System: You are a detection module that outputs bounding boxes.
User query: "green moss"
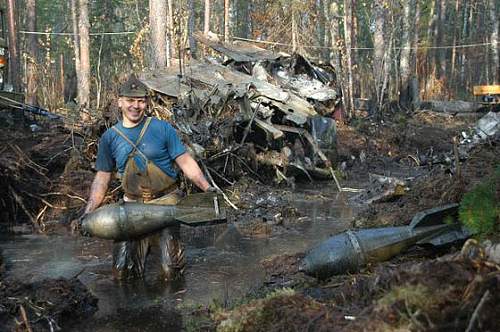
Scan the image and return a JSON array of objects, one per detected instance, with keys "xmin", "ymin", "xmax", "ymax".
[{"xmin": 459, "ymin": 167, "xmax": 500, "ymax": 237}]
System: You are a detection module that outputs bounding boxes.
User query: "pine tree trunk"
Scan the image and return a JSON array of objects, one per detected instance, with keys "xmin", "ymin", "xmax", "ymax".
[
  {"xmin": 343, "ymin": 0, "xmax": 354, "ymax": 117},
  {"xmin": 451, "ymin": 0, "xmax": 461, "ymax": 87},
  {"xmin": 204, "ymin": 0, "xmax": 210, "ymax": 34},
  {"xmin": 399, "ymin": 0, "xmax": 416, "ymax": 108},
  {"xmin": 167, "ymin": 0, "xmax": 174, "ymax": 66},
  {"xmin": 328, "ymin": 2, "xmax": 341, "ymax": 71},
  {"xmin": 188, "ymin": 0, "xmax": 197, "ymax": 58},
  {"xmin": 26, "ymin": 0, "xmax": 37, "ymax": 105},
  {"xmin": 224, "ymin": 0, "xmax": 230, "ymax": 43},
  {"xmin": 149, "ymin": 0, "xmax": 167, "ymax": 69},
  {"xmin": 489, "ymin": 0, "xmax": 499, "ymax": 81},
  {"xmin": 436, "ymin": 0, "xmax": 447, "ymax": 79},
  {"xmin": 372, "ymin": 0, "xmax": 385, "ymax": 110},
  {"xmin": 70, "ymin": 0, "xmax": 80, "ymax": 104},
  {"xmin": 78, "ymin": 0, "xmax": 90, "ymax": 109},
  {"xmin": 291, "ymin": 6, "xmax": 297, "ymax": 52},
  {"xmin": 6, "ymin": 0, "xmax": 19, "ymax": 91},
  {"xmin": 235, "ymin": 0, "xmax": 251, "ymax": 38},
  {"xmin": 322, "ymin": 0, "xmax": 331, "ymax": 62}
]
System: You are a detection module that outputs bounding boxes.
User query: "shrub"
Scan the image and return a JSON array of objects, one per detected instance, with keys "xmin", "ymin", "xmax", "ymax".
[{"xmin": 459, "ymin": 167, "xmax": 500, "ymax": 237}]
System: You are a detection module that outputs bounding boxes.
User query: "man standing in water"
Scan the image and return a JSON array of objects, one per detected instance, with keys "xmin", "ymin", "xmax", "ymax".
[{"xmin": 82, "ymin": 75, "xmax": 212, "ymax": 280}]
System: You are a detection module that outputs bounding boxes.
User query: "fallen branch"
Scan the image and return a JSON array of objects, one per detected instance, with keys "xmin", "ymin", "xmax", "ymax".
[
  {"xmin": 465, "ymin": 290, "xmax": 490, "ymax": 332},
  {"xmin": 18, "ymin": 304, "xmax": 33, "ymax": 332},
  {"xmin": 9, "ymin": 186, "xmax": 39, "ymax": 231},
  {"xmin": 201, "ymin": 161, "xmax": 239, "ymax": 210}
]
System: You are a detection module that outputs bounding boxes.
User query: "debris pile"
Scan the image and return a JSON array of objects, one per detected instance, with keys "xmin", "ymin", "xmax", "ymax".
[{"xmin": 139, "ymin": 34, "xmax": 341, "ymax": 186}]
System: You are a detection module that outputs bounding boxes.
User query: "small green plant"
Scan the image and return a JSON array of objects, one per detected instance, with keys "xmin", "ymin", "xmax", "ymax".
[{"xmin": 459, "ymin": 167, "xmax": 500, "ymax": 237}]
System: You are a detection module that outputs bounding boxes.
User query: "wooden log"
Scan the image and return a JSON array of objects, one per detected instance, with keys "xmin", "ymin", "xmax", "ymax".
[{"xmin": 419, "ymin": 100, "xmax": 484, "ymax": 113}]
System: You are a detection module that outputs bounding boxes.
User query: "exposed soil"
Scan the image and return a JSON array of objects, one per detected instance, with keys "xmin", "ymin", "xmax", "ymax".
[
  {"xmin": 237, "ymin": 250, "xmax": 499, "ymax": 332},
  {"xmin": 0, "ymin": 276, "xmax": 98, "ymax": 331}
]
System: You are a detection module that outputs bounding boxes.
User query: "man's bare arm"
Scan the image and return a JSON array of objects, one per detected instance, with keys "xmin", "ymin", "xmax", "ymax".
[
  {"xmin": 84, "ymin": 171, "xmax": 112, "ymax": 214},
  {"xmin": 175, "ymin": 152, "xmax": 210, "ymax": 192}
]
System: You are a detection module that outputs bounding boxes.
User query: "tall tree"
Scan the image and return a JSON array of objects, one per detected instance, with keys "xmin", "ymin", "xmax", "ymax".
[
  {"xmin": 188, "ymin": 0, "xmax": 197, "ymax": 58},
  {"xmin": 70, "ymin": 0, "xmax": 81, "ymax": 104},
  {"xmin": 204, "ymin": 0, "xmax": 210, "ymax": 34},
  {"xmin": 328, "ymin": 2, "xmax": 341, "ymax": 71},
  {"xmin": 224, "ymin": 0, "xmax": 230, "ymax": 43},
  {"xmin": 343, "ymin": 0, "xmax": 354, "ymax": 117},
  {"xmin": 78, "ymin": 0, "xmax": 90, "ymax": 109},
  {"xmin": 489, "ymin": 0, "xmax": 499, "ymax": 81},
  {"xmin": 372, "ymin": 0, "xmax": 386, "ymax": 109},
  {"xmin": 149, "ymin": 0, "xmax": 167, "ymax": 69},
  {"xmin": 6, "ymin": 0, "xmax": 19, "ymax": 91},
  {"xmin": 167, "ymin": 0, "xmax": 174, "ymax": 66},
  {"xmin": 235, "ymin": 0, "xmax": 251, "ymax": 38},
  {"xmin": 26, "ymin": 0, "xmax": 38, "ymax": 105},
  {"xmin": 399, "ymin": 0, "xmax": 416, "ymax": 108},
  {"xmin": 436, "ymin": 0, "xmax": 448, "ymax": 79}
]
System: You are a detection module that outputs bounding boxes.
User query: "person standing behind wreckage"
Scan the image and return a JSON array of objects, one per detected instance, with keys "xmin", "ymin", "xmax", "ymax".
[{"xmin": 82, "ymin": 75, "xmax": 212, "ymax": 281}]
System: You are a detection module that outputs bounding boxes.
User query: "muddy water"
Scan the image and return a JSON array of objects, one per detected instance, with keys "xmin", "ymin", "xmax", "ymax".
[{"xmin": 0, "ymin": 184, "xmax": 354, "ymax": 331}]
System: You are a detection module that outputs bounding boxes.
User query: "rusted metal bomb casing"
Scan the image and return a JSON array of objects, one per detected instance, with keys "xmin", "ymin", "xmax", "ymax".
[
  {"xmin": 299, "ymin": 204, "xmax": 467, "ymax": 279},
  {"xmin": 82, "ymin": 203, "xmax": 178, "ymax": 241},
  {"xmin": 82, "ymin": 193, "xmax": 226, "ymax": 241},
  {"xmin": 299, "ymin": 224, "xmax": 448, "ymax": 279}
]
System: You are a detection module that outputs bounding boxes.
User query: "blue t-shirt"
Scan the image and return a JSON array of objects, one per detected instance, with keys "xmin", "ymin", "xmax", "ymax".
[{"xmin": 95, "ymin": 117, "xmax": 186, "ymax": 179}]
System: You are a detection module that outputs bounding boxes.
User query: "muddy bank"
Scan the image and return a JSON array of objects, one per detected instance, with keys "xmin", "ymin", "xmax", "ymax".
[
  {"xmin": 207, "ymin": 249, "xmax": 499, "ymax": 332},
  {"xmin": 0, "ymin": 276, "xmax": 97, "ymax": 331}
]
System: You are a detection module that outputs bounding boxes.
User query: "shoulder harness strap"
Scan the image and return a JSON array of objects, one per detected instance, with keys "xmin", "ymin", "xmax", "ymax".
[{"xmin": 112, "ymin": 117, "xmax": 152, "ymax": 161}]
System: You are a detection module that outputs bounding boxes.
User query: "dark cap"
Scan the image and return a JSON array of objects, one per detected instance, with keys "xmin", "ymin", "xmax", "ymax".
[{"xmin": 118, "ymin": 75, "xmax": 148, "ymax": 97}]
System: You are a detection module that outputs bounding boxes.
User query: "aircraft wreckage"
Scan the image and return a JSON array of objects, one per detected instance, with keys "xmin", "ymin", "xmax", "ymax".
[{"xmin": 136, "ymin": 34, "xmax": 341, "ymax": 185}]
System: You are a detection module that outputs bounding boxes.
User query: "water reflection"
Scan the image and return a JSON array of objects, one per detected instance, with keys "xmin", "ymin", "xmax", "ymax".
[{"xmin": 0, "ymin": 183, "xmax": 354, "ymax": 331}]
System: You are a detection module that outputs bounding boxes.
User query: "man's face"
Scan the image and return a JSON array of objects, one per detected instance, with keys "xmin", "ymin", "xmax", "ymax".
[{"xmin": 118, "ymin": 96, "xmax": 147, "ymax": 125}]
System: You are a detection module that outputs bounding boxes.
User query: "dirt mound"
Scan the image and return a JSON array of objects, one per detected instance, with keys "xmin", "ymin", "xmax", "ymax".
[
  {"xmin": 0, "ymin": 277, "xmax": 98, "ymax": 331},
  {"xmin": 0, "ymin": 123, "xmax": 82, "ymax": 230},
  {"xmin": 358, "ymin": 141, "xmax": 500, "ymax": 227},
  {"xmin": 212, "ymin": 289, "xmax": 339, "ymax": 332},
  {"xmin": 212, "ymin": 250, "xmax": 499, "ymax": 332},
  {"xmin": 332, "ymin": 253, "xmax": 500, "ymax": 331}
]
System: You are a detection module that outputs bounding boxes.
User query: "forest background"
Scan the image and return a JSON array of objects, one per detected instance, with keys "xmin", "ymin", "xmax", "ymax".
[{"xmin": 6, "ymin": 0, "xmax": 500, "ymax": 118}]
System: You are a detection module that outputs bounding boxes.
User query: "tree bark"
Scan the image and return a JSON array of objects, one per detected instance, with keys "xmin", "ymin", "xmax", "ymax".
[
  {"xmin": 204, "ymin": 0, "xmax": 210, "ymax": 34},
  {"xmin": 78, "ymin": 0, "xmax": 90, "ymax": 109},
  {"xmin": 399, "ymin": 0, "xmax": 416, "ymax": 108},
  {"xmin": 26, "ymin": 0, "xmax": 37, "ymax": 105},
  {"xmin": 343, "ymin": 0, "xmax": 354, "ymax": 117},
  {"xmin": 224, "ymin": 0, "xmax": 230, "ymax": 43},
  {"xmin": 322, "ymin": 0, "xmax": 331, "ymax": 62},
  {"xmin": 188, "ymin": 0, "xmax": 197, "ymax": 58},
  {"xmin": 149, "ymin": 0, "xmax": 167, "ymax": 69},
  {"xmin": 372, "ymin": 0, "xmax": 386, "ymax": 110},
  {"xmin": 489, "ymin": 0, "xmax": 499, "ymax": 81},
  {"xmin": 436, "ymin": 0, "xmax": 447, "ymax": 79},
  {"xmin": 6, "ymin": 0, "xmax": 19, "ymax": 91},
  {"xmin": 70, "ymin": 0, "xmax": 80, "ymax": 104},
  {"xmin": 167, "ymin": 0, "xmax": 174, "ymax": 66},
  {"xmin": 328, "ymin": 2, "xmax": 341, "ymax": 71},
  {"xmin": 235, "ymin": 0, "xmax": 251, "ymax": 38},
  {"xmin": 291, "ymin": 6, "xmax": 297, "ymax": 52},
  {"xmin": 450, "ymin": 0, "xmax": 461, "ymax": 86}
]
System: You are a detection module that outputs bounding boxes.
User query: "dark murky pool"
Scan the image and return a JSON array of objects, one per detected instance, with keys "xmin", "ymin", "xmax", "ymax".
[{"xmin": 0, "ymin": 184, "xmax": 354, "ymax": 331}]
